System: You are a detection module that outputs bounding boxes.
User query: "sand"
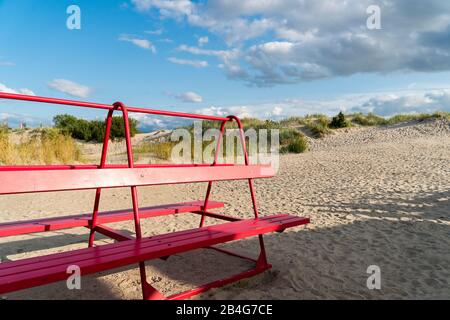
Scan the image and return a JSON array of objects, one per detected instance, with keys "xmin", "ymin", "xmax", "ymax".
[{"xmin": 1, "ymin": 118, "xmax": 449, "ymax": 299}]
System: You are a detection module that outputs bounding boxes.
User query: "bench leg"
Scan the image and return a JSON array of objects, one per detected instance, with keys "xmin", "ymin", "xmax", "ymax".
[
  {"xmin": 88, "ymin": 109, "xmax": 115, "ymax": 247},
  {"xmin": 137, "ymin": 246, "xmax": 272, "ymax": 300},
  {"xmin": 256, "ymin": 235, "xmax": 269, "ymax": 269},
  {"xmin": 166, "ymin": 261, "xmax": 272, "ymax": 300},
  {"xmin": 139, "ymin": 262, "xmax": 166, "ymax": 300}
]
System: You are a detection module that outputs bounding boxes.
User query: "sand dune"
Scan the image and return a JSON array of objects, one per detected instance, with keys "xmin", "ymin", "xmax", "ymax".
[{"xmin": 1, "ymin": 118, "xmax": 449, "ymax": 299}]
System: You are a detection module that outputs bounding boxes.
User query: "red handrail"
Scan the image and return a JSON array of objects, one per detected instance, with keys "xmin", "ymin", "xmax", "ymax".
[{"xmin": 0, "ymin": 92, "xmax": 229, "ymax": 122}]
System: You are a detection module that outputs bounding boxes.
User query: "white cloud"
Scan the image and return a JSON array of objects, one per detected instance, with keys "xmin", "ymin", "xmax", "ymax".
[
  {"xmin": 167, "ymin": 57, "xmax": 208, "ymax": 68},
  {"xmin": 167, "ymin": 91, "xmax": 203, "ymax": 103},
  {"xmin": 271, "ymin": 106, "xmax": 283, "ymax": 116},
  {"xmin": 3, "ymin": 87, "xmax": 449, "ymax": 130},
  {"xmin": 0, "ymin": 112, "xmax": 49, "ymax": 128},
  {"xmin": 145, "ymin": 28, "xmax": 164, "ymax": 35},
  {"xmin": 131, "ymin": 0, "xmax": 450, "ymax": 86},
  {"xmin": 0, "ymin": 61, "xmax": 15, "ymax": 67},
  {"xmin": 0, "ymin": 82, "xmax": 35, "ymax": 95},
  {"xmin": 197, "ymin": 105, "xmax": 251, "ymax": 118},
  {"xmin": 196, "ymin": 88, "xmax": 450, "ymax": 120},
  {"xmin": 177, "ymin": 45, "xmax": 245, "ymax": 79},
  {"xmin": 131, "ymin": 0, "xmax": 193, "ymax": 16},
  {"xmin": 158, "ymin": 38, "xmax": 173, "ymax": 43},
  {"xmin": 198, "ymin": 36, "xmax": 209, "ymax": 47},
  {"xmin": 18, "ymin": 88, "xmax": 36, "ymax": 96},
  {"xmin": 119, "ymin": 34, "xmax": 156, "ymax": 53},
  {"xmin": 130, "ymin": 113, "xmax": 165, "ymax": 128},
  {"xmin": 349, "ymin": 89, "xmax": 450, "ymax": 116},
  {"xmin": 254, "ymin": 41, "xmax": 294, "ymax": 55},
  {"xmin": 48, "ymin": 79, "xmax": 91, "ymax": 98},
  {"xmin": 130, "ymin": 112, "xmax": 191, "ymax": 131},
  {"xmin": 180, "ymin": 91, "xmax": 203, "ymax": 103},
  {"xmin": 0, "ymin": 56, "xmax": 15, "ymax": 67},
  {"xmin": 178, "ymin": 44, "xmax": 230, "ymax": 58}
]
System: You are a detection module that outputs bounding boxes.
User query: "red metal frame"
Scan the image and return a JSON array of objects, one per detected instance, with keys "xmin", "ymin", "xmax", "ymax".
[
  {"xmin": 0, "ymin": 215, "xmax": 310, "ymax": 295},
  {"xmin": 0, "ymin": 201, "xmax": 224, "ymax": 238},
  {"xmin": 0, "ymin": 92, "xmax": 307, "ymax": 300}
]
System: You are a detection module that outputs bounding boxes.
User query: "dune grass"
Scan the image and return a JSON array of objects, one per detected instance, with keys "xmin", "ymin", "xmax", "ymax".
[
  {"xmin": 279, "ymin": 129, "xmax": 308, "ymax": 153},
  {"xmin": 298, "ymin": 111, "xmax": 449, "ymax": 137},
  {"xmin": 349, "ymin": 111, "xmax": 449, "ymax": 126},
  {"xmin": 0, "ymin": 125, "xmax": 14, "ymax": 164},
  {"xmin": 131, "ymin": 111, "xmax": 449, "ymax": 160},
  {"xmin": 3, "ymin": 111, "xmax": 448, "ymax": 164},
  {"xmin": 132, "ymin": 120, "xmax": 309, "ymax": 161},
  {"xmin": 133, "ymin": 141, "xmax": 178, "ymax": 161},
  {"xmin": 305, "ymin": 115, "xmax": 332, "ymax": 137},
  {"xmin": 0, "ymin": 127, "xmax": 82, "ymax": 165}
]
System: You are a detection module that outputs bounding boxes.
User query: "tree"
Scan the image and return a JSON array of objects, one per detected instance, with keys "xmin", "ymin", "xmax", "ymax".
[{"xmin": 53, "ymin": 114, "xmax": 139, "ymax": 142}]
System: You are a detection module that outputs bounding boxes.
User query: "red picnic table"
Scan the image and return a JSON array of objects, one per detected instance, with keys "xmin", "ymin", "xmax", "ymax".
[{"xmin": 0, "ymin": 92, "xmax": 309, "ymax": 300}]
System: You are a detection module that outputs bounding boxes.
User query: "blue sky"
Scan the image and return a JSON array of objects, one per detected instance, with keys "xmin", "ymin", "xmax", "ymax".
[{"xmin": 1, "ymin": 0, "xmax": 450, "ymax": 131}]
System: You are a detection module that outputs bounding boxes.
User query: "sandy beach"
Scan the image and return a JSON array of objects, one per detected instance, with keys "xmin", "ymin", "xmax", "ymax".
[{"xmin": 1, "ymin": 118, "xmax": 449, "ymax": 300}]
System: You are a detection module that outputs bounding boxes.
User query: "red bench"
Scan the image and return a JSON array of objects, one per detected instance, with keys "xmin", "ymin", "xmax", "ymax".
[
  {"xmin": 0, "ymin": 200, "xmax": 225, "ymax": 238},
  {"xmin": 0, "ymin": 92, "xmax": 310, "ymax": 300},
  {"xmin": 0, "ymin": 214, "xmax": 308, "ymax": 299}
]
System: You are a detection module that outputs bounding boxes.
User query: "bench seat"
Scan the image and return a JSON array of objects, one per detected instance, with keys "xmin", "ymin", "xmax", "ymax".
[
  {"xmin": 0, "ymin": 200, "xmax": 224, "ymax": 238},
  {"xmin": 0, "ymin": 214, "xmax": 309, "ymax": 294}
]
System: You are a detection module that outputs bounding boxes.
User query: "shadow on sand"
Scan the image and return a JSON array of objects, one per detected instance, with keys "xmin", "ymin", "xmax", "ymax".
[{"xmin": 1, "ymin": 189, "xmax": 449, "ymax": 300}]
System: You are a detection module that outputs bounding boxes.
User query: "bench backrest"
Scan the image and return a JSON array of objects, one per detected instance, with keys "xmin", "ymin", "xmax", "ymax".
[{"xmin": 0, "ymin": 165, "xmax": 275, "ymax": 195}]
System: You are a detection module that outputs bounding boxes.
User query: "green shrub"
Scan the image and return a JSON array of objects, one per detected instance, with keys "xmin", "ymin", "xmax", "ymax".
[
  {"xmin": 287, "ymin": 136, "xmax": 308, "ymax": 153},
  {"xmin": 330, "ymin": 112, "xmax": 349, "ymax": 128},
  {"xmin": 305, "ymin": 113, "xmax": 328, "ymax": 119},
  {"xmin": 280, "ymin": 129, "xmax": 308, "ymax": 153},
  {"xmin": 54, "ymin": 114, "xmax": 139, "ymax": 142}
]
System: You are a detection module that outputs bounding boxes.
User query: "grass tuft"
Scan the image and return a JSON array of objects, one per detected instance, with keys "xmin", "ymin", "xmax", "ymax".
[{"xmin": 0, "ymin": 127, "xmax": 82, "ymax": 165}]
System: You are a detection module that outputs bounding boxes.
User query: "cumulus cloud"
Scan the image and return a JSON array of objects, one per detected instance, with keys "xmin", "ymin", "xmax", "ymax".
[
  {"xmin": 349, "ymin": 89, "xmax": 450, "ymax": 116},
  {"xmin": 167, "ymin": 57, "xmax": 208, "ymax": 68},
  {"xmin": 177, "ymin": 45, "xmax": 246, "ymax": 79},
  {"xmin": 0, "ymin": 112, "xmax": 49, "ymax": 128},
  {"xmin": 119, "ymin": 34, "xmax": 156, "ymax": 53},
  {"xmin": 145, "ymin": 28, "xmax": 164, "ymax": 35},
  {"xmin": 132, "ymin": 0, "xmax": 450, "ymax": 86},
  {"xmin": 4, "ymin": 87, "xmax": 448, "ymax": 130},
  {"xmin": 196, "ymin": 105, "xmax": 252, "ymax": 118},
  {"xmin": 198, "ymin": 36, "xmax": 209, "ymax": 47},
  {"xmin": 0, "ymin": 82, "xmax": 35, "ymax": 95},
  {"xmin": 131, "ymin": 0, "xmax": 193, "ymax": 17},
  {"xmin": 196, "ymin": 88, "xmax": 450, "ymax": 120},
  {"xmin": 130, "ymin": 112, "xmax": 192, "ymax": 132},
  {"xmin": 166, "ymin": 91, "xmax": 203, "ymax": 103},
  {"xmin": 48, "ymin": 79, "xmax": 91, "ymax": 98},
  {"xmin": 269, "ymin": 106, "xmax": 283, "ymax": 117}
]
